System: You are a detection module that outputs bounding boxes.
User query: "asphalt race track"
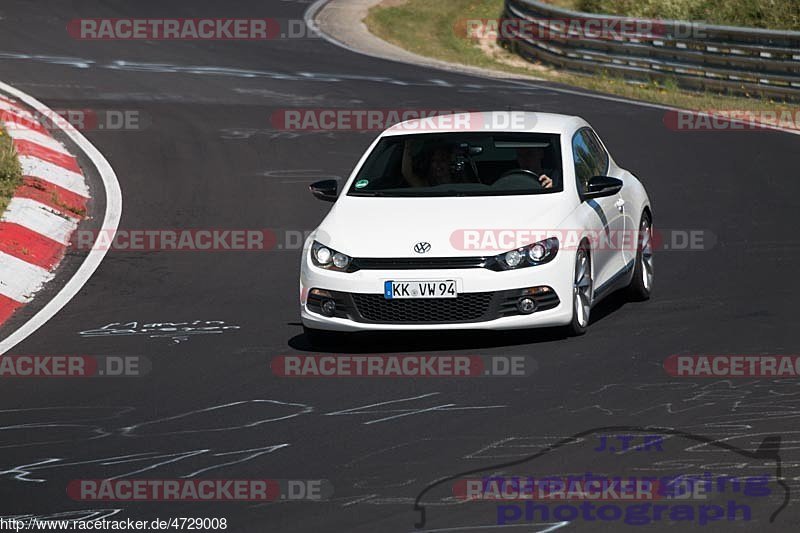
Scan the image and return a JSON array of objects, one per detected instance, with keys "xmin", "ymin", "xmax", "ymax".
[{"xmin": 0, "ymin": 1, "xmax": 799, "ymax": 531}]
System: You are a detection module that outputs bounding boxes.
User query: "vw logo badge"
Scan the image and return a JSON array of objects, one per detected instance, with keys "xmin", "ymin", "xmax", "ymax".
[{"xmin": 413, "ymin": 242, "xmax": 432, "ymax": 254}]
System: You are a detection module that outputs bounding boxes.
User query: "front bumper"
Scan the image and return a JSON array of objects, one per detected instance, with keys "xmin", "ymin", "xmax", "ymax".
[{"xmin": 299, "ymin": 249, "xmax": 575, "ymax": 332}]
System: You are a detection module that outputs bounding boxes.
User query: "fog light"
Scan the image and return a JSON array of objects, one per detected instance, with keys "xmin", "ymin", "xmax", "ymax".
[
  {"xmin": 521, "ymin": 286, "xmax": 551, "ymax": 296},
  {"xmin": 310, "ymin": 288, "xmax": 332, "ymax": 298},
  {"xmin": 517, "ymin": 297, "xmax": 536, "ymax": 314},
  {"xmin": 321, "ymin": 299, "xmax": 336, "ymax": 317}
]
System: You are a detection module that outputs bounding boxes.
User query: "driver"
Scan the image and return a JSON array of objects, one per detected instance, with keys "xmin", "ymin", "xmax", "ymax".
[
  {"xmin": 516, "ymin": 147, "xmax": 554, "ymax": 189},
  {"xmin": 402, "ymin": 140, "xmax": 455, "ymax": 187}
]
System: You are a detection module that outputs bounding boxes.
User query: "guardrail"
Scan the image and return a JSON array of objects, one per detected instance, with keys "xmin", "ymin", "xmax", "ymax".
[{"xmin": 500, "ymin": 0, "xmax": 800, "ymax": 101}]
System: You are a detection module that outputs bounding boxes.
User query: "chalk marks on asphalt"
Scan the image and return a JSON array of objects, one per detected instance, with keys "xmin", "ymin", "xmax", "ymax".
[
  {"xmin": 119, "ymin": 400, "xmax": 313, "ymax": 437},
  {"xmin": 0, "ymin": 445, "xmax": 292, "ymax": 484},
  {"xmin": 0, "ymin": 509, "xmax": 123, "ymax": 524},
  {"xmin": 325, "ymin": 392, "xmax": 505, "ymax": 425},
  {"xmin": 78, "ymin": 320, "xmax": 241, "ymax": 344},
  {"xmin": 0, "ymin": 393, "xmax": 504, "ymax": 484}
]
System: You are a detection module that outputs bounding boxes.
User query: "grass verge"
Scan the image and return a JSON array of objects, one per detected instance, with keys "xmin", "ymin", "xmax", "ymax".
[
  {"xmin": 365, "ymin": 0, "xmax": 799, "ymax": 120},
  {"xmin": 0, "ymin": 125, "xmax": 22, "ymax": 216},
  {"xmin": 571, "ymin": 0, "xmax": 800, "ymax": 32}
]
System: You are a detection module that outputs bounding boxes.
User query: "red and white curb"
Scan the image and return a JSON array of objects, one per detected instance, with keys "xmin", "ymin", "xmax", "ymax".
[
  {"xmin": 0, "ymin": 81, "xmax": 121, "ymax": 353},
  {"xmin": 0, "ymin": 95, "xmax": 87, "ymax": 323}
]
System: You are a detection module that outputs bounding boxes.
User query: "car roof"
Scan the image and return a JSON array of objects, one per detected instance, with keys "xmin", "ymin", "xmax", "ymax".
[{"xmin": 381, "ymin": 111, "xmax": 588, "ymax": 136}]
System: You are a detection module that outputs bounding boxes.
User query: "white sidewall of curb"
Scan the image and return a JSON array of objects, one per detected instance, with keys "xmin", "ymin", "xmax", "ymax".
[{"xmin": 0, "ymin": 80, "xmax": 122, "ymax": 354}]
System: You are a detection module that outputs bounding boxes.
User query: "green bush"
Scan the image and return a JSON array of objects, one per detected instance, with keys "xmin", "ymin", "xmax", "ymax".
[{"xmin": 0, "ymin": 126, "xmax": 22, "ymax": 216}]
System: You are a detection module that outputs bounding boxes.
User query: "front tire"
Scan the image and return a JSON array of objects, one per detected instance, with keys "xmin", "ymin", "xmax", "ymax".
[
  {"xmin": 566, "ymin": 243, "xmax": 592, "ymax": 336},
  {"xmin": 627, "ymin": 212, "xmax": 653, "ymax": 301}
]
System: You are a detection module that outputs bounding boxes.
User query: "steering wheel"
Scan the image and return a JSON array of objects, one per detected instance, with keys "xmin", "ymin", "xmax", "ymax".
[{"xmin": 497, "ymin": 168, "xmax": 544, "ymax": 188}]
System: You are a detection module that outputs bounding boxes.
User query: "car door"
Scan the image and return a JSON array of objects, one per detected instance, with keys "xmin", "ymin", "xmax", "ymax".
[
  {"xmin": 572, "ymin": 128, "xmax": 626, "ymax": 288},
  {"xmin": 583, "ymin": 128, "xmax": 634, "ymax": 268}
]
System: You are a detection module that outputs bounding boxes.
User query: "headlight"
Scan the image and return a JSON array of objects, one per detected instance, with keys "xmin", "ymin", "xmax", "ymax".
[
  {"xmin": 504, "ymin": 250, "xmax": 523, "ymax": 268},
  {"xmin": 528, "ymin": 243, "xmax": 546, "ymax": 261},
  {"xmin": 332, "ymin": 252, "xmax": 351, "ymax": 269},
  {"xmin": 314, "ymin": 244, "xmax": 332, "ymax": 265},
  {"xmin": 311, "ymin": 241, "xmax": 352, "ymax": 271},
  {"xmin": 496, "ymin": 237, "xmax": 558, "ymax": 270}
]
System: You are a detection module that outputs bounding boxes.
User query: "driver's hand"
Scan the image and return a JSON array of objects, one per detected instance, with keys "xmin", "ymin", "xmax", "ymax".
[{"xmin": 538, "ymin": 174, "xmax": 553, "ymax": 189}]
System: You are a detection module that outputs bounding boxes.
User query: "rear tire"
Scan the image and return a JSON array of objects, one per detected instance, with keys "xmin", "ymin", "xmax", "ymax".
[
  {"xmin": 627, "ymin": 212, "xmax": 653, "ymax": 301},
  {"xmin": 566, "ymin": 243, "xmax": 592, "ymax": 336}
]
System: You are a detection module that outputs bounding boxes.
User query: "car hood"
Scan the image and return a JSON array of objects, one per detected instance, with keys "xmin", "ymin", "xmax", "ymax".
[{"xmin": 315, "ymin": 195, "xmax": 576, "ymax": 257}]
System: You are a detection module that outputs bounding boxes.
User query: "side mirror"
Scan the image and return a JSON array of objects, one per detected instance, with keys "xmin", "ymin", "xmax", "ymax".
[
  {"xmin": 583, "ymin": 176, "xmax": 623, "ymax": 199},
  {"xmin": 309, "ymin": 179, "xmax": 339, "ymax": 202}
]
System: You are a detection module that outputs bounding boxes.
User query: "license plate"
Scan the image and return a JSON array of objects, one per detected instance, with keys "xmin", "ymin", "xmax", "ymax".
[{"xmin": 384, "ymin": 280, "xmax": 457, "ymax": 299}]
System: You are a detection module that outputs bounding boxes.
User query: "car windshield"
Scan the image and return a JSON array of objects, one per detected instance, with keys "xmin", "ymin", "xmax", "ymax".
[{"xmin": 347, "ymin": 133, "xmax": 562, "ymax": 197}]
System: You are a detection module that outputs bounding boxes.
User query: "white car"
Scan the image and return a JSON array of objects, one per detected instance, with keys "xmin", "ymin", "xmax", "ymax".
[{"xmin": 299, "ymin": 112, "xmax": 652, "ymax": 342}]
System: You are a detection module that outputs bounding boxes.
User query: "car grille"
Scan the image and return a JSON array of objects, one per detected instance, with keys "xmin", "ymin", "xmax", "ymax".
[
  {"xmin": 350, "ymin": 257, "xmax": 491, "ymax": 270},
  {"xmin": 351, "ymin": 293, "xmax": 494, "ymax": 323},
  {"xmin": 346, "ymin": 256, "xmax": 513, "ymax": 272},
  {"xmin": 306, "ymin": 288, "xmax": 560, "ymax": 324}
]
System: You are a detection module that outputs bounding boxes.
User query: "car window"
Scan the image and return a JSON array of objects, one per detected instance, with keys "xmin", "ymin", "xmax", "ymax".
[
  {"xmin": 347, "ymin": 132, "xmax": 563, "ymax": 197},
  {"xmin": 572, "ymin": 130, "xmax": 596, "ymax": 194},
  {"xmin": 572, "ymin": 128, "xmax": 610, "ymax": 195},
  {"xmin": 583, "ymin": 129, "xmax": 609, "ymax": 176}
]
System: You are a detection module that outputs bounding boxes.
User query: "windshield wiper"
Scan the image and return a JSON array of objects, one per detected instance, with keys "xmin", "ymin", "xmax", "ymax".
[{"xmin": 348, "ymin": 191, "xmax": 388, "ymax": 197}]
